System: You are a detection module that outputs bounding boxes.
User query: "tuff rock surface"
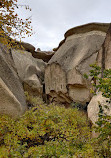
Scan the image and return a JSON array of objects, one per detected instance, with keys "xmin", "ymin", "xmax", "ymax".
[
  {"xmin": 45, "ymin": 23, "xmax": 108, "ymax": 105},
  {"xmin": 0, "ymin": 43, "xmax": 27, "ymax": 117},
  {"xmin": 32, "ymin": 50, "xmax": 54, "ymax": 63},
  {"xmin": 12, "ymin": 49, "xmax": 47, "ymax": 96},
  {"xmin": 19, "ymin": 41, "xmax": 35, "ymax": 53},
  {"xmin": 88, "ymin": 92, "xmax": 111, "ymax": 124}
]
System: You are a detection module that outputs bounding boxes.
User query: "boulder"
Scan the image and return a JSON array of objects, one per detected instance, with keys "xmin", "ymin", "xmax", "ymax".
[
  {"xmin": 0, "ymin": 43, "xmax": 27, "ymax": 117},
  {"xmin": 45, "ymin": 23, "xmax": 108, "ymax": 105},
  {"xmin": 32, "ymin": 51, "xmax": 54, "ymax": 63},
  {"xmin": 88, "ymin": 92, "xmax": 111, "ymax": 124},
  {"xmin": 11, "ymin": 49, "xmax": 47, "ymax": 96},
  {"xmin": 18, "ymin": 42, "xmax": 35, "ymax": 53}
]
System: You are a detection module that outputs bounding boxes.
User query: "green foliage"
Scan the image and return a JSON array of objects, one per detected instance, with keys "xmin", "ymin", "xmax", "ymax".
[
  {"xmin": 0, "ymin": 95, "xmax": 94, "ymax": 157},
  {"xmin": 83, "ymin": 73, "xmax": 88, "ymax": 79},
  {"xmin": 87, "ymin": 64, "xmax": 111, "ymax": 157},
  {"xmin": 89, "ymin": 63, "xmax": 101, "ymax": 78},
  {"xmin": 25, "ymin": 91, "xmax": 46, "ymax": 108},
  {"xmin": 95, "ymin": 106, "xmax": 111, "ymax": 157}
]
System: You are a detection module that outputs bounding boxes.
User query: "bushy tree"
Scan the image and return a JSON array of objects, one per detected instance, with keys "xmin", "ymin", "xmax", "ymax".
[
  {"xmin": 84, "ymin": 64, "xmax": 111, "ymax": 157},
  {"xmin": 0, "ymin": 0, "xmax": 32, "ymax": 47}
]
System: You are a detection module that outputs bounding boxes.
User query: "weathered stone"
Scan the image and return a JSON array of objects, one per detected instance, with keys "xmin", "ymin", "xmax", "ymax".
[
  {"xmin": 88, "ymin": 92, "xmax": 111, "ymax": 124},
  {"xmin": 0, "ymin": 43, "xmax": 27, "ymax": 117},
  {"xmin": 97, "ymin": 23, "xmax": 111, "ymax": 70},
  {"xmin": 19, "ymin": 42, "xmax": 35, "ymax": 53},
  {"xmin": 45, "ymin": 23, "xmax": 107, "ymax": 105},
  {"xmin": 32, "ymin": 51, "xmax": 54, "ymax": 62},
  {"xmin": 12, "ymin": 49, "xmax": 47, "ymax": 96}
]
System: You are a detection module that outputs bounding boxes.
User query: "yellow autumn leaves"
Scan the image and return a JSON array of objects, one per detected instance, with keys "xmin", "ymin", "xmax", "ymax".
[{"xmin": 0, "ymin": 0, "xmax": 33, "ymax": 47}]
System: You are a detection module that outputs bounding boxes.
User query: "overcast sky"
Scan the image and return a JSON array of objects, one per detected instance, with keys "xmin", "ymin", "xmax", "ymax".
[{"xmin": 17, "ymin": 0, "xmax": 111, "ymax": 51}]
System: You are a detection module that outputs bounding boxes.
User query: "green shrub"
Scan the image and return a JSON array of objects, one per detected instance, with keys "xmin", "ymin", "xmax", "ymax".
[
  {"xmin": 0, "ymin": 100, "xmax": 93, "ymax": 157},
  {"xmin": 24, "ymin": 91, "xmax": 46, "ymax": 108}
]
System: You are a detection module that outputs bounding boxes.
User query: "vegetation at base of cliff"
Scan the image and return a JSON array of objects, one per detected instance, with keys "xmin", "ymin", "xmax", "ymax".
[
  {"xmin": 0, "ymin": 91, "xmax": 110, "ymax": 157},
  {"xmin": 0, "ymin": 94, "xmax": 95, "ymax": 158}
]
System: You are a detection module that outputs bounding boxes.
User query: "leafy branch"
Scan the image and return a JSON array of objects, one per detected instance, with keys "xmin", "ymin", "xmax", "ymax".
[{"xmin": 0, "ymin": 0, "xmax": 33, "ymax": 47}]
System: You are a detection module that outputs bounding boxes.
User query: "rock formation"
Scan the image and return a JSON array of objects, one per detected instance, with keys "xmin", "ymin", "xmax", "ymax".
[
  {"xmin": 97, "ymin": 23, "xmax": 111, "ymax": 70},
  {"xmin": 18, "ymin": 41, "xmax": 35, "ymax": 53},
  {"xmin": 12, "ymin": 49, "xmax": 47, "ymax": 96},
  {"xmin": 88, "ymin": 92, "xmax": 111, "ymax": 124},
  {"xmin": 45, "ymin": 23, "xmax": 109, "ymax": 105},
  {"xmin": 53, "ymin": 23, "xmax": 109, "ymax": 51},
  {"xmin": 32, "ymin": 50, "xmax": 54, "ymax": 63},
  {"xmin": 16, "ymin": 41, "xmax": 54, "ymax": 63},
  {"xmin": 0, "ymin": 43, "xmax": 27, "ymax": 117},
  {"xmin": 88, "ymin": 23, "xmax": 111, "ymax": 124}
]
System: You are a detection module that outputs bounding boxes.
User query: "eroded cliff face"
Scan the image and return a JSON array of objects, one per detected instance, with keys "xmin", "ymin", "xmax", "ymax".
[
  {"xmin": 45, "ymin": 63, "xmax": 70, "ymax": 103},
  {"xmin": 0, "ymin": 43, "xmax": 27, "ymax": 117},
  {"xmin": 97, "ymin": 23, "xmax": 111, "ymax": 70},
  {"xmin": 12, "ymin": 49, "xmax": 47, "ymax": 96},
  {"xmin": 45, "ymin": 23, "xmax": 108, "ymax": 105}
]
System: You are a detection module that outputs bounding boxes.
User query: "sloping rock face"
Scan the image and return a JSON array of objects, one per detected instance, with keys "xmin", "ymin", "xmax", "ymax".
[
  {"xmin": 32, "ymin": 50, "xmax": 54, "ymax": 63},
  {"xmin": 0, "ymin": 43, "xmax": 27, "ymax": 117},
  {"xmin": 12, "ymin": 49, "xmax": 47, "ymax": 95},
  {"xmin": 97, "ymin": 24, "xmax": 111, "ymax": 70},
  {"xmin": 45, "ymin": 23, "xmax": 108, "ymax": 105}
]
